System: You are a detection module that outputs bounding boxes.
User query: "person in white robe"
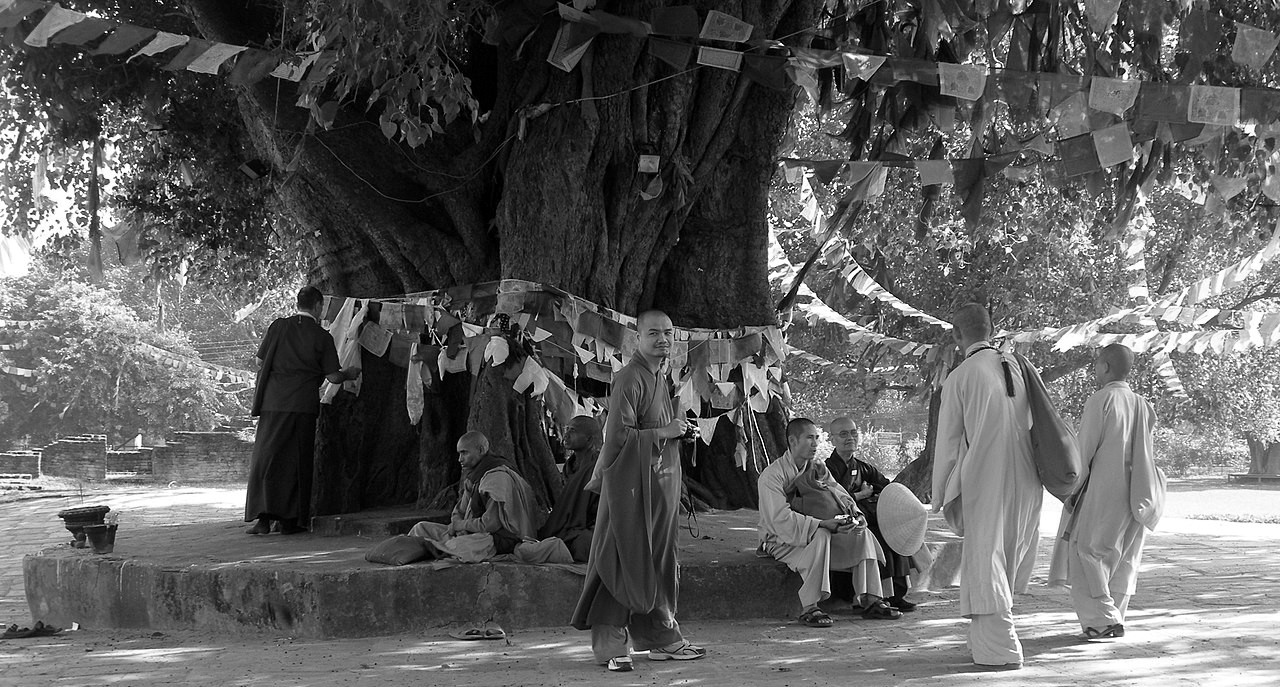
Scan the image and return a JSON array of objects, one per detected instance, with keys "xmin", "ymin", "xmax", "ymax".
[
  {"xmin": 932, "ymin": 303, "xmax": 1043, "ymax": 670},
  {"xmin": 758, "ymin": 418, "xmax": 898, "ymax": 627},
  {"xmin": 1049, "ymin": 344, "xmax": 1160, "ymax": 639}
]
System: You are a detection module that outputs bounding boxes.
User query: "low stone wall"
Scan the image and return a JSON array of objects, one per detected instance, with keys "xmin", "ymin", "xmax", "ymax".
[
  {"xmin": 39, "ymin": 435, "xmax": 108, "ymax": 481},
  {"xmin": 16, "ymin": 431, "xmax": 253, "ymax": 484},
  {"xmin": 0, "ymin": 449, "xmax": 40, "ymax": 476},
  {"xmin": 150, "ymin": 432, "xmax": 252, "ymax": 483}
]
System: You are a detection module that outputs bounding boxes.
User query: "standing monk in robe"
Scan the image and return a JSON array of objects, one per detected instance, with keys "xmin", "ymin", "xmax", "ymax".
[
  {"xmin": 1049, "ymin": 344, "xmax": 1160, "ymax": 640},
  {"xmin": 932, "ymin": 303, "xmax": 1043, "ymax": 670},
  {"xmin": 245, "ymin": 286, "xmax": 360, "ymax": 535},
  {"xmin": 571, "ymin": 310, "xmax": 706, "ymax": 673},
  {"xmin": 825, "ymin": 417, "xmax": 919, "ymax": 611},
  {"xmin": 538, "ymin": 415, "xmax": 604, "ymax": 562}
]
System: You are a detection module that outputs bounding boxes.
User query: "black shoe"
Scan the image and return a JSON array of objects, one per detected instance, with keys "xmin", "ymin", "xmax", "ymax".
[
  {"xmin": 889, "ymin": 597, "xmax": 917, "ymax": 612},
  {"xmin": 246, "ymin": 518, "xmax": 272, "ymax": 535}
]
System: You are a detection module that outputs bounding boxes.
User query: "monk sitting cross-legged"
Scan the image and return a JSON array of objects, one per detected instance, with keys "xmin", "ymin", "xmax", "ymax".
[
  {"xmin": 408, "ymin": 431, "xmax": 540, "ymax": 558},
  {"xmin": 537, "ymin": 415, "xmax": 603, "ymax": 562}
]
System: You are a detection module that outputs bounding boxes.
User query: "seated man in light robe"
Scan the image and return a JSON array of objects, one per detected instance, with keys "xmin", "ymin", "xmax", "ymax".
[
  {"xmin": 538, "ymin": 415, "xmax": 602, "ymax": 562},
  {"xmin": 758, "ymin": 417, "xmax": 900, "ymax": 627},
  {"xmin": 1049, "ymin": 344, "xmax": 1161, "ymax": 640},
  {"xmin": 409, "ymin": 431, "xmax": 539, "ymax": 557}
]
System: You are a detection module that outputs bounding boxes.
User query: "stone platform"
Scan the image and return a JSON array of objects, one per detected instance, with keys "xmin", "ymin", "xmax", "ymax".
[{"xmin": 24, "ymin": 510, "xmax": 961, "ymax": 639}]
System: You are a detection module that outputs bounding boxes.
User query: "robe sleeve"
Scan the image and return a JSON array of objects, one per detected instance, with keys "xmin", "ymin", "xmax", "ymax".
[
  {"xmin": 600, "ymin": 367, "xmax": 664, "ymax": 465},
  {"xmin": 1075, "ymin": 392, "xmax": 1110, "ymax": 483},
  {"xmin": 862, "ymin": 461, "xmax": 891, "ymax": 494},
  {"xmin": 757, "ymin": 466, "xmax": 821, "ymax": 547},
  {"xmin": 932, "ymin": 377, "xmax": 965, "ymax": 510},
  {"xmin": 458, "ymin": 469, "xmax": 537, "ymax": 539}
]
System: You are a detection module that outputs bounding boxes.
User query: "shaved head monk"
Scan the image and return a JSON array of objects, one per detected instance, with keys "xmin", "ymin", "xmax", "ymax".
[
  {"xmin": 538, "ymin": 415, "xmax": 605, "ymax": 562},
  {"xmin": 571, "ymin": 309, "xmax": 705, "ymax": 672},
  {"xmin": 1050, "ymin": 344, "xmax": 1161, "ymax": 641},
  {"xmin": 932, "ymin": 302, "xmax": 1043, "ymax": 670}
]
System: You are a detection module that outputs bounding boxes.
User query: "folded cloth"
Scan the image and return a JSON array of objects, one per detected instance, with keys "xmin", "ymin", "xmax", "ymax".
[{"xmin": 513, "ymin": 537, "xmax": 574, "ymax": 564}]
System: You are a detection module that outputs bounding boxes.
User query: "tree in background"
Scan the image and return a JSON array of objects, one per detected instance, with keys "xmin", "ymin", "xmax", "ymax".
[{"xmin": 0, "ymin": 259, "xmax": 240, "ymax": 448}]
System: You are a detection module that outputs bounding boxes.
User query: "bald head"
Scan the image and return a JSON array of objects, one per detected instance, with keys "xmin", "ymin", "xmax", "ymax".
[
  {"xmin": 636, "ymin": 310, "xmax": 674, "ymax": 362},
  {"xmin": 1094, "ymin": 344, "xmax": 1133, "ymax": 385},
  {"xmin": 456, "ymin": 431, "xmax": 490, "ymax": 470},
  {"xmin": 952, "ymin": 303, "xmax": 993, "ymax": 341},
  {"xmin": 564, "ymin": 415, "xmax": 603, "ymax": 452},
  {"xmin": 828, "ymin": 416, "xmax": 859, "ymax": 457}
]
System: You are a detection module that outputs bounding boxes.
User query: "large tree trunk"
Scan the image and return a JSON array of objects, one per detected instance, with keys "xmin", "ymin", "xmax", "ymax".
[
  {"xmin": 187, "ymin": 1, "xmax": 824, "ymax": 514},
  {"xmin": 1246, "ymin": 438, "xmax": 1280, "ymax": 475},
  {"xmin": 894, "ymin": 385, "xmax": 941, "ymax": 502}
]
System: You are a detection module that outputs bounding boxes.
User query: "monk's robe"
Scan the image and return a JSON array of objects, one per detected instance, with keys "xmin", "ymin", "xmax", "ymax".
[
  {"xmin": 826, "ymin": 450, "xmax": 918, "ymax": 584},
  {"xmin": 758, "ymin": 452, "xmax": 885, "ymax": 608},
  {"xmin": 410, "ymin": 454, "xmax": 539, "ymax": 555},
  {"xmin": 933, "ymin": 341, "xmax": 1043, "ymax": 666},
  {"xmin": 538, "ymin": 448, "xmax": 600, "ymax": 562},
  {"xmin": 571, "ymin": 358, "xmax": 686, "ymax": 662},
  {"xmin": 245, "ymin": 312, "xmax": 339, "ymax": 525},
  {"xmin": 1049, "ymin": 381, "xmax": 1157, "ymax": 632}
]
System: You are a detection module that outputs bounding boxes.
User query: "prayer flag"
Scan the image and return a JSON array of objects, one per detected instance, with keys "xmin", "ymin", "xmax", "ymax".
[
  {"xmin": 91, "ymin": 24, "xmax": 154, "ymax": 55},
  {"xmin": 186, "ymin": 42, "xmax": 247, "ymax": 74},
  {"xmin": 937, "ymin": 63, "xmax": 986, "ymax": 101},
  {"xmin": 1059, "ymin": 133, "xmax": 1101, "ymax": 177},
  {"xmin": 1187, "ymin": 85, "xmax": 1240, "ymax": 126},
  {"xmin": 842, "ymin": 53, "xmax": 885, "ymax": 82},
  {"xmin": 50, "ymin": 16, "xmax": 111, "ymax": 46},
  {"xmin": 649, "ymin": 37, "xmax": 692, "ymax": 69},
  {"xmin": 547, "ymin": 20, "xmax": 598, "ymax": 72},
  {"xmin": 128, "ymin": 31, "xmax": 188, "ymax": 62},
  {"xmin": 1232, "ymin": 23, "xmax": 1279, "ymax": 72},
  {"xmin": 651, "ymin": 5, "xmax": 699, "ymax": 36},
  {"xmin": 1092, "ymin": 123, "xmax": 1133, "ymax": 168},
  {"xmin": 25, "ymin": 5, "xmax": 87, "ymax": 48},
  {"xmin": 700, "ymin": 9, "xmax": 752, "ymax": 42},
  {"xmin": 697, "ymin": 46, "xmax": 742, "ymax": 71},
  {"xmin": 1088, "ymin": 76, "xmax": 1140, "ymax": 115},
  {"xmin": 916, "ymin": 160, "xmax": 954, "ymax": 186}
]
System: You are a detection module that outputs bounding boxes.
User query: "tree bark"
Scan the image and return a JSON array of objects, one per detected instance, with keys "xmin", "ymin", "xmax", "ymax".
[
  {"xmin": 1246, "ymin": 438, "xmax": 1280, "ymax": 475},
  {"xmin": 186, "ymin": 0, "xmax": 825, "ymax": 515},
  {"xmin": 893, "ymin": 385, "xmax": 941, "ymax": 502}
]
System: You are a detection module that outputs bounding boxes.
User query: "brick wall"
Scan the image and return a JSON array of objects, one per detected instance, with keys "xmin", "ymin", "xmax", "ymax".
[
  {"xmin": 150, "ymin": 432, "xmax": 253, "ymax": 483},
  {"xmin": 39, "ymin": 435, "xmax": 107, "ymax": 481},
  {"xmin": 29, "ymin": 431, "xmax": 252, "ymax": 484},
  {"xmin": 106, "ymin": 448, "xmax": 153, "ymax": 475},
  {"xmin": 0, "ymin": 450, "xmax": 40, "ymax": 476}
]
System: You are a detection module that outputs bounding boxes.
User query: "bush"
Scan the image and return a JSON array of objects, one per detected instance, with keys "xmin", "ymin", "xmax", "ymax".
[{"xmin": 1152, "ymin": 427, "xmax": 1249, "ymax": 477}]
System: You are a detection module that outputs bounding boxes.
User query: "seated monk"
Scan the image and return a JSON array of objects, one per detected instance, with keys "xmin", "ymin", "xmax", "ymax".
[
  {"xmin": 537, "ymin": 415, "xmax": 602, "ymax": 562},
  {"xmin": 758, "ymin": 418, "xmax": 901, "ymax": 628},
  {"xmin": 409, "ymin": 431, "xmax": 539, "ymax": 556}
]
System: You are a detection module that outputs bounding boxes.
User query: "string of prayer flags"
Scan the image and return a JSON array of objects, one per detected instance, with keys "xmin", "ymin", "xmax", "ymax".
[
  {"xmin": 1232, "ymin": 23, "xmax": 1279, "ymax": 72},
  {"xmin": 127, "ymin": 31, "xmax": 187, "ymax": 63}
]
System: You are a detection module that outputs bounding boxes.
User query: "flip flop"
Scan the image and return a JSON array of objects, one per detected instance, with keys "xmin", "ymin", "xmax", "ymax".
[
  {"xmin": 606, "ymin": 656, "xmax": 633, "ymax": 672},
  {"xmin": 448, "ymin": 627, "xmax": 507, "ymax": 641}
]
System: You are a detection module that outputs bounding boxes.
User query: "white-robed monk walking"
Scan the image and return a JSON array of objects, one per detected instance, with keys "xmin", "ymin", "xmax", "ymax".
[
  {"xmin": 932, "ymin": 303, "xmax": 1043, "ymax": 670},
  {"xmin": 1049, "ymin": 344, "xmax": 1161, "ymax": 640}
]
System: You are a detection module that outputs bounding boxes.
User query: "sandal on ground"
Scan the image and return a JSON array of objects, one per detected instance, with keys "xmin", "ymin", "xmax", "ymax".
[
  {"xmin": 448, "ymin": 627, "xmax": 505, "ymax": 641},
  {"xmin": 1082, "ymin": 624, "xmax": 1124, "ymax": 640},
  {"xmin": 798, "ymin": 608, "xmax": 834, "ymax": 627},
  {"xmin": 606, "ymin": 656, "xmax": 633, "ymax": 672},
  {"xmin": 647, "ymin": 641, "xmax": 706, "ymax": 661},
  {"xmin": 861, "ymin": 600, "xmax": 902, "ymax": 620}
]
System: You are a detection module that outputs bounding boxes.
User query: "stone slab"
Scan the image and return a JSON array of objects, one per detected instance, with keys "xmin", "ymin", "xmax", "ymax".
[{"xmin": 24, "ymin": 510, "xmax": 960, "ymax": 639}]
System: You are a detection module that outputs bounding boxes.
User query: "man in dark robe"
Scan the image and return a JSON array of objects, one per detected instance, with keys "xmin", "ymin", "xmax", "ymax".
[
  {"xmin": 570, "ymin": 310, "xmax": 705, "ymax": 673},
  {"xmin": 824, "ymin": 416, "xmax": 919, "ymax": 611},
  {"xmin": 245, "ymin": 286, "xmax": 359, "ymax": 535},
  {"xmin": 409, "ymin": 431, "xmax": 540, "ymax": 555},
  {"xmin": 538, "ymin": 415, "xmax": 603, "ymax": 562}
]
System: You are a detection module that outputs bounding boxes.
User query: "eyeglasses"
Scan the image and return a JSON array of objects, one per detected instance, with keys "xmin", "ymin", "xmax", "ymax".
[{"xmin": 833, "ymin": 431, "xmax": 858, "ymax": 438}]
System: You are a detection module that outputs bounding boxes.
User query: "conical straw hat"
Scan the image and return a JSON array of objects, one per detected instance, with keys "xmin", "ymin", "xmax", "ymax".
[{"xmin": 877, "ymin": 482, "xmax": 928, "ymax": 556}]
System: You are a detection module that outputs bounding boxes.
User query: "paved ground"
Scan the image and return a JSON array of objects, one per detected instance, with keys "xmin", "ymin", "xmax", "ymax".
[{"xmin": 2, "ymin": 480, "xmax": 1278, "ymax": 686}]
